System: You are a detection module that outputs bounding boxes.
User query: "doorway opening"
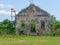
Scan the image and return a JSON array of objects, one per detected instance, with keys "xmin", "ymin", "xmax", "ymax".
[
  {"xmin": 30, "ymin": 20, "xmax": 36, "ymax": 32},
  {"xmin": 41, "ymin": 21, "xmax": 45, "ymax": 30}
]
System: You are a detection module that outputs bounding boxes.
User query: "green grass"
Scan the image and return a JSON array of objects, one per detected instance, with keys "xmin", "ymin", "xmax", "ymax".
[{"xmin": 0, "ymin": 35, "xmax": 60, "ymax": 45}]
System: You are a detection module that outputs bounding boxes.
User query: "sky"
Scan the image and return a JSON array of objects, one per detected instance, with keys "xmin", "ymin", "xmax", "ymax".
[{"xmin": 0, "ymin": 0, "xmax": 60, "ymax": 22}]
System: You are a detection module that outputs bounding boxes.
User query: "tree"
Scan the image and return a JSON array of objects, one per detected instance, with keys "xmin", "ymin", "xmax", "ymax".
[
  {"xmin": 50, "ymin": 15, "xmax": 60, "ymax": 36},
  {"xmin": 0, "ymin": 19, "xmax": 15, "ymax": 34}
]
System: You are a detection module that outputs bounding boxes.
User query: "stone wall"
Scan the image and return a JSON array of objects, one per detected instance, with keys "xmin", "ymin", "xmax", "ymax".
[{"xmin": 16, "ymin": 14, "xmax": 51, "ymax": 35}]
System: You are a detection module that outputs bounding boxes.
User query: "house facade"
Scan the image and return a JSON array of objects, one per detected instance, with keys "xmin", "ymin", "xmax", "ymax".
[{"xmin": 16, "ymin": 4, "xmax": 51, "ymax": 35}]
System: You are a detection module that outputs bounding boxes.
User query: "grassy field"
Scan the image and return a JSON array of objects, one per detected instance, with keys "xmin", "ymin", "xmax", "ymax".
[{"xmin": 0, "ymin": 35, "xmax": 60, "ymax": 45}]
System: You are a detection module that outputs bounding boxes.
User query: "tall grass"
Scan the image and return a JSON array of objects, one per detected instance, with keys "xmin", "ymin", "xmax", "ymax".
[{"xmin": 0, "ymin": 35, "xmax": 60, "ymax": 45}]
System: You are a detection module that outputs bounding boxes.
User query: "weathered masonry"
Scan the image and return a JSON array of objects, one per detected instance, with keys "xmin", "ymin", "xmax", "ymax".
[{"xmin": 16, "ymin": 4, "xmax": 51, "ymax": 35}]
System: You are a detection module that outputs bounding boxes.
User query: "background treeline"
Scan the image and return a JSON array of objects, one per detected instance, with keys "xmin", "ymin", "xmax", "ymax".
[
  {"xmin": 0, "ymin": 19, "xmax": 15, "ymax": 34},
  {"xmin": 0, "ymin": 15, "xmax": 60, "ymax": 36},
  {"xmin": 50, "ymin": 15, "xmax": 60, "ymax": 36}
]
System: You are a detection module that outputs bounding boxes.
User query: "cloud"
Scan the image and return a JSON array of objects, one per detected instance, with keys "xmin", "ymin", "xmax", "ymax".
[
  {"xmin": 0, "ymin": 10, "xmax": 18, "ymax": 16},
  {"xmin": 0, "ymin": 3, "xmax": 17, "ymax": 16},
  {"xmin": 0, "ymin": 3, "xmax": 14, "ymax": 8},
  {"xmin": 0, "ymin": 10, "xmax": 11, "ymax": 15},
  {"xmin": 0, "ymin": 3, "xmax": 5, "ymax": 8},
  {"xmin": 7, "ymin": 4, "xmax": 14, "ymax": 8}
]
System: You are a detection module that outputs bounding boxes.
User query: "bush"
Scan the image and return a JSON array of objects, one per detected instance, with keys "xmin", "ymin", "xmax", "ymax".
[
  {"xmin": 0, "ymin": 19, "xmax": 15, "ymax": 34},
  {"xmin": 49, "ymin": 29, "xmax": 60, "ymax": 36}
]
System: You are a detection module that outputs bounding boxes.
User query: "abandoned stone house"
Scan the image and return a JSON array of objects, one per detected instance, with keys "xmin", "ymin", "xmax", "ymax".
[{"xmin": 16, "ymin": 4, "xmax": 51, "ymax": 35}]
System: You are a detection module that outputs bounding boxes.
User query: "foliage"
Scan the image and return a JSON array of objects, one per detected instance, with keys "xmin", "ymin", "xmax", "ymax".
[
  {"xmin": 50, "ymin": 15, "xmax": 60, "ymax": 36},
  {"xmin": 20, "ymin": 20, "xmax": 25, "ymax": 30},
  {"xmin": 0, "ymin": 19, "xmax": 15, "ymax": 34},
  {"xmin": 51, "ymin": 16, "xmax": 60, "ymax": 30},
  {"xmin": 30, "ymin": 20, "xmax": 36, "ymax": 32},
  {"xmin": 0, "ymin": 15, "xmax": 60, "ymax": 36},
  {"xmin": 20, "ymin": 20, "xmax": 25, "ymax": 34}
]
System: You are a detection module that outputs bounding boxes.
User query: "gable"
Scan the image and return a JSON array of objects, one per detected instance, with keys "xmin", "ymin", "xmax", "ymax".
[{"xmin": 17, "ymin": 4, "xmax": 50, "ymax": 16}]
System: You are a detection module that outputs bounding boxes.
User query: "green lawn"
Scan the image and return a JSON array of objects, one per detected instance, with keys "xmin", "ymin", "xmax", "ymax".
[{"xmin": 0, "ymin": 35, "xmax": 60, "ymax": 45}]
